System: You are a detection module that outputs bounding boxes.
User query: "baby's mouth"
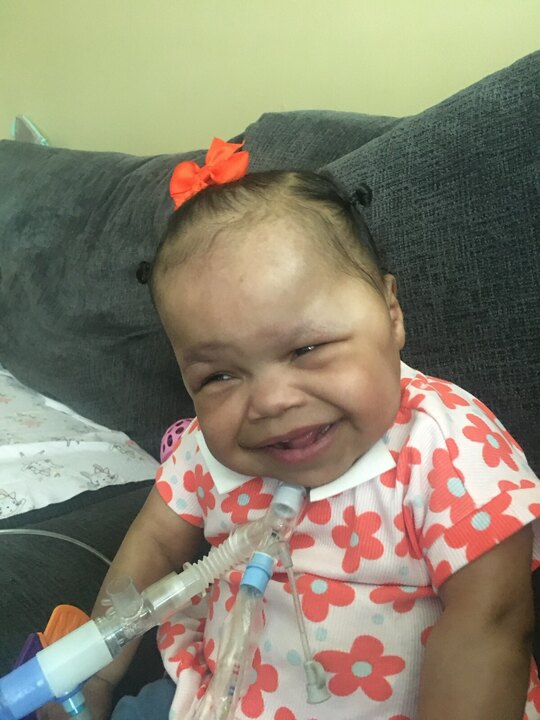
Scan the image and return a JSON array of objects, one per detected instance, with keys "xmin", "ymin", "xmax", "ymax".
[
  {"xmin": 258, "ymin": 422, "xmax": 337, "ymax": 465},
  {"xmin": 269, "ymin": 424, "xmax": 333, "ymax": 450}
]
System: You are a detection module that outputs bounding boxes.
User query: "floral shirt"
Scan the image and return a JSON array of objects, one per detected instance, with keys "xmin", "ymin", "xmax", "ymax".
[{"xmin": 155, "ymin": 363, "xmax": 540, "ymax": 719}]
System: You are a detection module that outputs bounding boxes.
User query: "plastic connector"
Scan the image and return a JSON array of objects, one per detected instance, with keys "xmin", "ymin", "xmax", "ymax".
[
  {"xmin": 271, "ymin": 484, "xmax": 306, "ymax": 519},
  {"xmin": 304, "ymin": 660, "xmax": 330, "ymax": 704},
  {"xmin": 58, "ymin": 688, "xmax": 92, "ymax": 718},
  {"xmin": 0, "ymin": 657, "xmax": 53, "ymax": 720},
  {"xmin": 240, "ymin": 552, "xmax": 274, "ymax": 597}
]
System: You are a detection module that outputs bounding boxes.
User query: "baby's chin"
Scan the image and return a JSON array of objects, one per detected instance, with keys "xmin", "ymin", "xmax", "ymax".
[
  {"xmin": 224, "ymin": 459, "xmax": 343, "ymax": 490},
  {"xmin": 252, "ymin": 458, "xmax": 357, "ymax": 491}
]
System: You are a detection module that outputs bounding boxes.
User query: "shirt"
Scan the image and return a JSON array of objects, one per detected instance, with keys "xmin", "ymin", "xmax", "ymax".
[{"xmin": 155, "ymin": 363, "xmax": 540, "ymax": 720}]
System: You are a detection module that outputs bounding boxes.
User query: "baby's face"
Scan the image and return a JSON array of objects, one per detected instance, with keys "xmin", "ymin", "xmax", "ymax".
[{"xmin": 156, "ymin": 219, "xmax": 405, "ymax": 489}]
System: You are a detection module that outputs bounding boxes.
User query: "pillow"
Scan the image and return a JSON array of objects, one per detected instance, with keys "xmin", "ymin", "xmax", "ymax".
[
  {"xmin": 322, "ymin": 51, "xmax": 540, "ymax": 474},
  {"xmin": 0, "ymin": 365, "xmax": 158, "ymax": 518},
  {"xmin": 244, "ymin": 110, "xmax": 400, "ymax": 172}
]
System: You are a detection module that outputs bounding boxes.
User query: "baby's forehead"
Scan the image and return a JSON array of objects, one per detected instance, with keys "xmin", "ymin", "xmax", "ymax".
[
  {"xmin": 192, "ymin": 211, "xmax": 335, "ymax": 260},
  {"xmin": 157, "ymin": 190, "xmax": 381, "ymax": 297},
  {"xmin": 180, "ymin": 225, "xmax": 343, "ymax": 292}
]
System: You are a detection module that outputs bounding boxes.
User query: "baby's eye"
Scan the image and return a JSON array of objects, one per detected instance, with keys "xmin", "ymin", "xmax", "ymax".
[
  {"xmin": 293, "ymin": 345, "xmax": 317, "ymax": 358},
  {"xmin": 201, "ymin": 372, "xmax": 233, "ymax": 387}
]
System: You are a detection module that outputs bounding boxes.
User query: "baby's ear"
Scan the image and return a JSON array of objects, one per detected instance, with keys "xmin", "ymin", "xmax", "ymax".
[{"xmin": 383, "ymin": 274, "xmax": 406, "ymax": 350}]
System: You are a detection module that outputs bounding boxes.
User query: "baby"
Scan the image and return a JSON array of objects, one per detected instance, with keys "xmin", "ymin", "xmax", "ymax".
[{"xmin": 48, "ymin": 140, "xmax": 540, "ymax": 720}]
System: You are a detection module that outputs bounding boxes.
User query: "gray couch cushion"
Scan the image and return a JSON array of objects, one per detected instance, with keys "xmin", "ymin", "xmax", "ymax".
[
  {"xmin": 244, "ymin": 110, "xmax": 400, "ymax": 172},
  {"xmin": 0, "ymin": 146, "xmax": 206, "ymax": 457},
  {"xmin": 323, "ymin": 51, "xmax": 540, "ymax": 474}
]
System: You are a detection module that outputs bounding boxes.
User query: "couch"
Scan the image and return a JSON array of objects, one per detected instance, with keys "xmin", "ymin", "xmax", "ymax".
[{"xmin": 0, "ymin": 52, "xmax": 538, "ymax": 688}]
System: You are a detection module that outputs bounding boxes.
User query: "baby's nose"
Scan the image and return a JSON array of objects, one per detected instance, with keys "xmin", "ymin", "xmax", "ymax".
[{"xmin": 246, "ymin": 371, "xmax": 304, "ymax": 420}]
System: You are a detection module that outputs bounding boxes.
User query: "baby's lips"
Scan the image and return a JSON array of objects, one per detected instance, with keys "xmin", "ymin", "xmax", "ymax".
[{"xmin": 263, "ymin": 424, "xmax": 332, "ymax": 450}]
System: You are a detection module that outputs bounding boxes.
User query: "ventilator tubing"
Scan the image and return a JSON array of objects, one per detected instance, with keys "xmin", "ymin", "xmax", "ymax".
[
  {"xmin": 193, "ymin": 552, "xmax": 276, "ymax": 720},
  {"xmin": 0, "ymin": 483, "xmax": 306, "ymax": 720}
]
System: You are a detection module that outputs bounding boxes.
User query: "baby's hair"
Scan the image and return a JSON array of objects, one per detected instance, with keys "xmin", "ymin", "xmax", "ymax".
[{"xmin": 149, "ymin": 170, "xmax": 387, "ymax": 298}]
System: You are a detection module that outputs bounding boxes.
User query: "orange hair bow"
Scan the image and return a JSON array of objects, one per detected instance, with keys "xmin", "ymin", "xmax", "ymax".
[{"xmin": 169, "ymin": 137, "xmax": 250, "ymax": 209}]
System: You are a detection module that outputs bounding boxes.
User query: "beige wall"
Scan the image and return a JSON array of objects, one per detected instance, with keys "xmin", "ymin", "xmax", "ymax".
[{"xmin": 0, "ymin": 0, "xmax": 538, "ymax": 155}]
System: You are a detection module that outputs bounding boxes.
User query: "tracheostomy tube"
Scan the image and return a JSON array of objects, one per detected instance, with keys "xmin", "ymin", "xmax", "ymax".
[
  {"xmin": 192, "ymin": 552, "xmax": 276, "ymax": 720},
  {"xmin": 191, "ymin": 482, "xmax": 329, "ymax": 720},
  {"xmin": 0, "ymin": 483, "xmax": 306, "ymax": 720},
  {"xmin": 97, "ymin": 481, "xmax": 306, "ymax": 655}
]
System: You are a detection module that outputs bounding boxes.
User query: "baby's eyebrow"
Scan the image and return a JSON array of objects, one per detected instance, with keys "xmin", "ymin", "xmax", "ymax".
[
  {"xmin": 181, "ymin": 323, "xmax": 335, "ymax": 366},
  {"xmin": 272, "ymin": 322, "xmax": 334, "ymax": 344},
  {"xmin": 181, "ymin": 343, "xmax": 229, "ymax": 366}
]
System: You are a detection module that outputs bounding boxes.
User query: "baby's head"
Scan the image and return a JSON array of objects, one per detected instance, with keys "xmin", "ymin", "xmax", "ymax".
[
  {"xmin": 154, "ymin": 170, "xmax": 385, "ymax": 294},
  {"xmin": 151, "ymin": 170, "xmax": 405, "ymax": 488}
]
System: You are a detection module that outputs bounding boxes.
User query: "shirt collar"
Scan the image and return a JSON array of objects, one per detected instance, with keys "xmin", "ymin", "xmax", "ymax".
[{"xmin": 195, "ymin": 430, "xmax": 395, "ymax": 502}]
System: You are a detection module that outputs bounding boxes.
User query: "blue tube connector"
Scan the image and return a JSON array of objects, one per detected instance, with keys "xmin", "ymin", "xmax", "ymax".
[
  {"xmin": 0, "ymin": 657, "xmax": 53, "ymax": 720},
  {"xmin": 240, "ymin": 552, "xmax": 274, "ymax": 596}
]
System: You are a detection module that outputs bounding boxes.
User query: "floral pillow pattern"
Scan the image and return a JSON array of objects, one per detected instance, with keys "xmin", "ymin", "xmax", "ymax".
[{"xmin": 0, "ymin": 365, "xmax": 158, "ymax": 519}]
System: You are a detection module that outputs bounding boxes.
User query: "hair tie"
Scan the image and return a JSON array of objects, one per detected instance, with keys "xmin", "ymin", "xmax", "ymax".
[
  {"xmin": 136, "ymin": 260, "xmax": 152, "ymax": 285},
  {"xmin": 169, "ymin": 137, "xmax": 250, "ymax": 209},
  {"xmin": 350, "ymin": 182, "xmax": 373, "ymax": 208}
]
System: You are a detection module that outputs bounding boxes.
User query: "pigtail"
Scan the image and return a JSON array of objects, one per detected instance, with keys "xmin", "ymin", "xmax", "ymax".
[{"xmin": 136, "ymin": 260, "xmax": 152, "ymax": 285}]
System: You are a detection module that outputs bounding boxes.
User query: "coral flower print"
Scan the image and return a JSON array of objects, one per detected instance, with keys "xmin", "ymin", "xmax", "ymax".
[
  {"xmin": 411, "ymin": 375, "xmax": 468, "ymax": 409},
  {"xmin": 498, "ymin": 479, "xmax": 536, "ymax": 493},
  {"xmin": 204, "ymin": 638, "xmax": 216, "ymax": 674},
  {"xmin": 240, "ymin": 649, "xmax": 278, "ymax": 718},
  {"xmin": 284, "ymin": 573, "xmax": 355, "ymax": 622},
  {"xmin": 420, "ymin": 626, "xmax": 433, "ymax": 647},
  {"xmin": 332, "ymin": 506, "xmax": 384, "ymax": 573},
  {"xmin": 427, "ymin": 439, "xmax": 474, "ymax": 523},
  {"xmin": 315, "ymin": 635, "xmax": 405, "ymax": 700},
  {"xmin": 462, "ymin": 414, "xmax": 518, "ymax": 470},
  {"xmin": 394, "ymin": 507, "xmax": 423, "ymax": 559},
  {"xmin": 225, "ymin": 570, "xmax": 243, "ymax": 612},
  {"xmin": 380, "ymin": 444, "xmax": 421, "ymax": 488},
  {"xmin": 527, "ymin": 664, "xmax": 540, "ymax": 712},
  {"xmin": 274, "ymin": 708, "xmax": 295, "ymax": 720},
  {"xmin": 183, "ymin": 464, "xmax": 215, "ymax": 516},
  {"xmin": 472, "ymin": 398, "xmax": 523, "ymax": 452},
  {"xmin": 221, "ymin": 477, "xmax": 272, "ymax": 524},
  {"xmin": 305, "ymin": 498, "xmax": 332, "ymax": 524},
  {"xmin": 425, "ymin": 558, "xmax": 453, "ymax": 589},
  {"xmin": 155, "ymin": 478, "xmax": 173, "ymax": 505},
  {"xmin": 194, "ymin": 639, "xmax": 217, "ymax": 700},
  {"xmin": 188, "ymin": 418, "xmax": 200, "ymax": 433},
  {"xmin": 207, "ymin": 532, "xmax": 228, "ymax": 548},
  {"xmin": 369, "ymin": 584, "xmax": 433, "ymax": 613},
  {"xmin": 157, "ymin": 620, "xmax": 186, "ymax": 650},
  {"xmin": 445, "ymin": 493, "xmax": 522, "ymax": 562},
  {"xmin": 288, "ymin": 531, "xmax": 315, "ymax": 552},
  {"xmin": 395, "ymin": 383, "xmax": 425, "ymax": 424},
  {"xmin": 168, "ymin": 641, "xmax": 207, "ymax": 679},
  {"xmin": 379, "ymin": 450, "xmax": 399, "ymax": 488}
]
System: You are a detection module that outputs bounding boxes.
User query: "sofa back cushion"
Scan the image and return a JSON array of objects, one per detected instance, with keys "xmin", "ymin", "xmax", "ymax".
[
  {"xmin": 0, "ymin": 145, "xmax": 205, "ymax": 456},
  {"xmin": 322, "ymin": 52, "xmax": 539, "ymax": 473}
]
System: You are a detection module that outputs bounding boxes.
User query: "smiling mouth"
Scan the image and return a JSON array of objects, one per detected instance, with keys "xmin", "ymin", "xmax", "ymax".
[
  {"xmin": 258, "ymin": 422, "xmax": 337, "ymax": 465},
  {"xmin": 266, "ymin": 424, "xmax": 332, "ymax": 450}
]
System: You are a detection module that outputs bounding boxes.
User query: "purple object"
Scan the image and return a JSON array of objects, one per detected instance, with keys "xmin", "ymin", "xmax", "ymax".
[
  {"xmin": 12, "ymin": 635, "xmax": 44, "ymax": 720},
  {"xmin": 13, "ymin": 635, "xmax": 42, "ymax": 670}
]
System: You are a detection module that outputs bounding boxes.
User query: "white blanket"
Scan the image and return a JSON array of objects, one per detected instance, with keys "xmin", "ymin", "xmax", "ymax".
[{"xmin": 0, "ymin": 365, "xmax": 158, "ymax": 519}]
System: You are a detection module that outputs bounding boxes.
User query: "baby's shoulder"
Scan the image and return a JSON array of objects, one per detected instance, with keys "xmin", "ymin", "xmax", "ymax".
[
  {"xmin": 397, "ymin": 364, "xmax": 505, "ymax": 445},
  {"xmin": 392, "ymin": 364, "xmax": 534, "ymax": 489}
]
